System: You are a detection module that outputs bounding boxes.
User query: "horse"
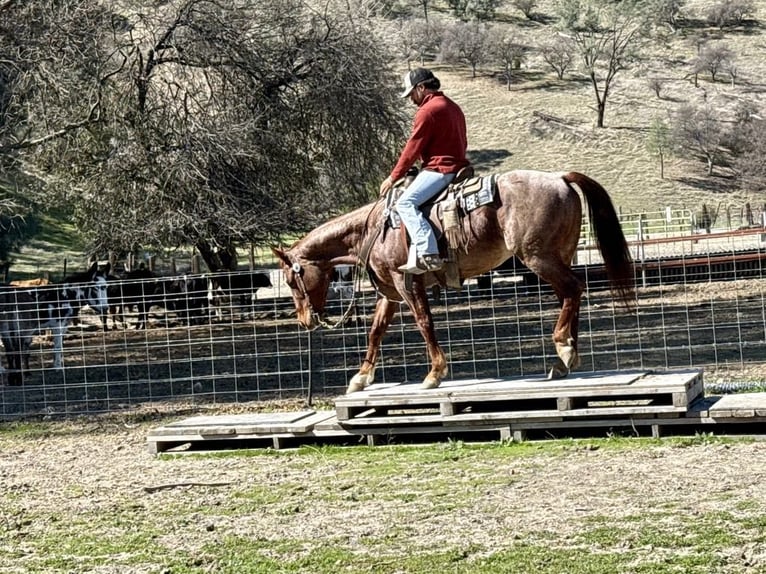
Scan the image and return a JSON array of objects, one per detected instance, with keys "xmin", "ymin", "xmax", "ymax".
[
  {"xmin": 106, "ymin": 267, "xmax": 160, "ymax": 330},
  {"xmin": 207, "ymin": 270, "xmax": 272, "ymax": 320},
  {"xmin": 272, "ymin": 169, "xmax": 635, "ymax": 394}
]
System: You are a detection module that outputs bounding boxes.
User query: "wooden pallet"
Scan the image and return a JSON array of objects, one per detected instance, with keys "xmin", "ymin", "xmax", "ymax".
[
  {"xmin": 146, "ymin": 410, "xmax": 350, "ymax": 454},
  {"xmin": 334, "ymin": 369, "xmax": 704, "ymax": 427}
]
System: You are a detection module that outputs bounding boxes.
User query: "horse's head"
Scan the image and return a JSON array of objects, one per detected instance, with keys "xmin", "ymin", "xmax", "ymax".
[{"xmin": 272, "ymin": 247, "xmax": 332, "ymax": 330}]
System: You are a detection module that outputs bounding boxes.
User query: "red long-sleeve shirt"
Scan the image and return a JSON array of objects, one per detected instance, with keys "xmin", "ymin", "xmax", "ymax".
[{"xmin": 390, "ymin": 91, "xmax": 469, "ymax": 183}]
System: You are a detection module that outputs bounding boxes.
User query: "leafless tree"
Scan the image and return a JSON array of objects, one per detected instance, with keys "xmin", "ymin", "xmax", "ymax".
[
  {"xmin": 647, "ymin": 0, "xmax": 685, "ymax": 33},
  {"xmin": 692, "ymin": 43, "xmax": 735, "ymax": 83},
  {"xmin": 539, "ymin": 34, "xmax": 575, "ymax": 80},
  {"xmin": 671, "ymin": 104, "xmax": 727, "ymax": 176},
  {"xmin": 488, "ymin": 25, "xmax": 528, "ymax": 90},
  {"xmin": 563, "ymin": 0, "xmax": 651, "ymax": 128},
  {"xmin": 647, "ymin": 77, "xmax": 665, "ymax": 98},
  {"xmin": 706, "ymin": 0, "xmax": 755, "ymax": 29},
  {"xmin": 445, "ymin": 0, "xmax": 503, "ymax": 22},
  {"xmin": 440, "ymin": 20, "xmax": 491, "ymax": 78},
  {"xmin": 410, "ymin": 0, "xmax": 434, "ymax": 21},
  {"xmin": 511, "ymin": 0, "xmax": 537, "ymax": 20},
  {"xmin": 388, "ymin": 17, "xmax": 445, "ymax": 67},
  {"xmin": 733, "ymin": 118, "xmax": 766, "ymax": 190}
]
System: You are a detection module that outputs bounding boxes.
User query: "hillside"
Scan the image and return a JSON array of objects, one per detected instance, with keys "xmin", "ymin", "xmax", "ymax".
[{"xmin": 414, "ymin": 0, "xmax": 765, "ymax": 217}]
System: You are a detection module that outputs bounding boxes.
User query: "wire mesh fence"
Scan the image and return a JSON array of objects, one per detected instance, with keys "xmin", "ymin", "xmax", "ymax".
[{"xmin": 2, "ymin": 242, "xmax": 766, "ymax": 421}]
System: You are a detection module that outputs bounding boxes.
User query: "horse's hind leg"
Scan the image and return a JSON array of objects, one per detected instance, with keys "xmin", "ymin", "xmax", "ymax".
[
  {"xmin": 347, "ymin": 297, "xmax": 398, "ymax": 394},
  {"xmin": 525, "ymin": 255, "xmax": 583, "ymax": 379}
]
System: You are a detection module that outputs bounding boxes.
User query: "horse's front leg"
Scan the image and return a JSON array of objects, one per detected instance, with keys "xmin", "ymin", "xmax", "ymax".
[
  {"xmin": 407, "ymin": 281, "xmax": 447, "ymax": 389},
  {"xmin": 347, "ymin": 297, "xmax": 398, "ymax": 394}
]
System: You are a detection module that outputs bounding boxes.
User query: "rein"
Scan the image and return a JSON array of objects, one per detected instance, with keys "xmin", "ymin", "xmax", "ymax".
[{"xmin": 291, "ymin": 261, "xmax": 359, "ymax": 331}]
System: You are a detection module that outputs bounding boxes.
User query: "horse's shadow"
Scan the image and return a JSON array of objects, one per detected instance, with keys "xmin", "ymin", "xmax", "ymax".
[{"xmin": 468, "ymin": 149, "xmax": 512, "ymax": 172}]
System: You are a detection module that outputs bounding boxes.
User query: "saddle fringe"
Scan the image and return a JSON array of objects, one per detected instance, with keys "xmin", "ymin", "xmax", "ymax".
[{"xmin": 442, "ymin": 199, "xmax": 468, "ymax": 253}]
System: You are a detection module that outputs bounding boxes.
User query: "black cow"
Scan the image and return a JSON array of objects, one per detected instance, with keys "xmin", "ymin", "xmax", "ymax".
[
  {"xmin": 208, "ymin": 270, "xmax": 272, "ymax": 321},
  {"xmin": 0, "ymin": 282, "xmax": 83, "ymax": 385}
]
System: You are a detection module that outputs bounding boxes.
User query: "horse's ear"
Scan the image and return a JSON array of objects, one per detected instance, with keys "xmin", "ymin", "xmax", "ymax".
[{"xmin": 271, "ymin": 246, "xmax": 288, "ymax": 265}]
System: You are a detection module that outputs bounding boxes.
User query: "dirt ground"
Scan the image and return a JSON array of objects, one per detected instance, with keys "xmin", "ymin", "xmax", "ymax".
[{"xmin": 2, "ymin": 413, "xmax": 766, "ymax": 573}]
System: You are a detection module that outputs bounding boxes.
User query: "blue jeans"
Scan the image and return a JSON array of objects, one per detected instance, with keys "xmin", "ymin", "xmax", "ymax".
[{"xmin": 396, "ymin": 170, "xmax": 455, "ymax": 257}]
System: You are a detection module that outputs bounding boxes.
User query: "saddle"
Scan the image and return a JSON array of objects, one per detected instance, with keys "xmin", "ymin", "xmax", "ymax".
[{"xmin": 385, "ymin": 166, "xmax": 498, "ymax": 288}]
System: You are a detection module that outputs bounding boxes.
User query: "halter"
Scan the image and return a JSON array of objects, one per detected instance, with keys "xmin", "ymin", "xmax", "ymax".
[{"xmin": 289, "ymin": 259, "xmax": 359, "ymax": 331}]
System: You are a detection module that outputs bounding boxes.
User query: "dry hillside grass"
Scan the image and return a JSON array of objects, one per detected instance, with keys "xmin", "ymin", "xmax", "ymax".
[{"xmin": 420, "ymin": 0, "xmax": 766, "ymax": 216}]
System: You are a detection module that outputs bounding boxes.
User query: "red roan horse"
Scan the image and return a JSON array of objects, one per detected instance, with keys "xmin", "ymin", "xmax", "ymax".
[{"xmin": 273, "ymin": 170, "xmax": 635, "ymax": 394}]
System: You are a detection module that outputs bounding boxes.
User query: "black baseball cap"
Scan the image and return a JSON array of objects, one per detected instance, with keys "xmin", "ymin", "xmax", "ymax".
[{"xmin": 401, "ymin": 68, "xmax": 436, "ymax": 98}]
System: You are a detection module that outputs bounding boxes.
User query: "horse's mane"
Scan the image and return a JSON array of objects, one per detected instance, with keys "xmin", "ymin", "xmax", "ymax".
[{"xmin": 291, "ymin": 201, "xmax": 382, "ymax": 262}]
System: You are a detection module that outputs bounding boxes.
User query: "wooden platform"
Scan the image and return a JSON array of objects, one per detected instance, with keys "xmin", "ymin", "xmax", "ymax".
[
  {"xmin": 146, "ymin": 369, "xmax": 766, "ymax": 454},
  {"xmin": 335, "ymin": 369, "xmax": 703, "ymax": 423}
]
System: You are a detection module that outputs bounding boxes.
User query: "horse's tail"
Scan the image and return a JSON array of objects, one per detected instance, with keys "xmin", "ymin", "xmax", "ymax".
[{"xmin": 563, "ymin": 172, "xmax": 635, "ymax": 309}]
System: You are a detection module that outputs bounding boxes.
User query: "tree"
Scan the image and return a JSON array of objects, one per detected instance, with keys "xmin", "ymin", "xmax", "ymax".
[
  {"xmin": 561, "ymin": 0, "xmax": 651, "ymax": 128},
  {"xmin": 445, "ymin": 0, "xmax": 503, "ymax": 22},
  {"xmin": 730, "ymin": 107, "xmax": 766, "ymax": 190},
  {"xmin": 647, "ymin": 0, "xmax": 685, "ymax": 33},
  {"xmin": 388, "ymin": 17, "xmax": 444, "ymax": 67},
  {"xmin": 706, "ymin": 0, "xmax": 755, "ymax": 29},
  {"xmin": 511, "ymin": 0, "xmax": 537, "ymax": 20},
  {"xmin": 647, "ymin": 77, "xmax": 665, "ymax": 98},
  {"xmin": 646, "ymin": 117, "xmax": 671, "ymax": 179},
  {"xmin": 410, "ymin": 0, "xmax": 434, "ymax": 21},
  {"xmin": 540, "ymin": 34, "xmax": 575, "ymax": 80},
  {"xmin": 440, "ymin": 20, "xmax": 491, "ymax": 78},
  {"xmin": 692, "ymin": 43, "xmax": 735, "ymax": 83},
  {"xmin": 671, "ymin": 105, "xmax": 727, "ymax": 176},
  {"xmin": 487, "ymin": 25, "xmax": 528, "ymax": 90},
  {"xmin": 3, "ymin": 0, "xmax": 406, "ymax": 271}
]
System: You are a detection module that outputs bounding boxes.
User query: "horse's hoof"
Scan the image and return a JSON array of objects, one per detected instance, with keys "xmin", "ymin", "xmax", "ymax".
[
  {"xmin": 420, "ymin": 376, "xmax": 441, "ymax": 389},
  {"xmin": 556, "ymin": 340, "xmax": 580, "ymax": 370},
  {"xmin": 547, "ymin": 362, "xmax": 570, "ymax": 380},
  {"xmin": 347, "ymin": 371, "xmax": 373, "ymax": 394}
]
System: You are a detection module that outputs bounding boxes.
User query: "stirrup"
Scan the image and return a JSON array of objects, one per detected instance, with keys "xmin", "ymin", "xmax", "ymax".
[{"xmin": 398, "ymin": 254, "xmax": 445, "ymax": 275}]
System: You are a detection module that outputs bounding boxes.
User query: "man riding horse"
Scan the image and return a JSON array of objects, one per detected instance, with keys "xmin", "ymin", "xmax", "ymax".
[{"xmin": 378, "ymin": 67, "xmax": 470, "ymax": 275}]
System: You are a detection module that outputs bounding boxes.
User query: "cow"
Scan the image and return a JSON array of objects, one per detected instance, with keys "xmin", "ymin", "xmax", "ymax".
[
  {"xmin": 0, "ymin": 283, "xmax": 82, "ymax": 385},
  {"xmin": 207, "ymin": 270, "xmax": 272, "ymax": 321}
]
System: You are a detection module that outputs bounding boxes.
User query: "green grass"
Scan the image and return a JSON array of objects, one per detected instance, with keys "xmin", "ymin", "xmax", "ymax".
[{"xmin": 8, "ymin": 212, "xmax": 87, "ymax": 280}]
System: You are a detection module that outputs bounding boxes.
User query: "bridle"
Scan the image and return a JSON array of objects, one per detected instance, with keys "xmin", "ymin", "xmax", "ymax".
[
  {"xmin": 286, "ymin": 198, "xmax": 385, "ymax": 330},
  {"xmin": 288, "ymin": 259, "xmax": 360, "ymax": 331}
]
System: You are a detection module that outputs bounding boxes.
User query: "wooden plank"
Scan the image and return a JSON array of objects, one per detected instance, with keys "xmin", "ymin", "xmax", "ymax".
[
  {"xmin": 339, "ymin": 402, "xmax": 687, "ymax": 428},
  {"xmin": 335, "ymin": 370, "xmax": 704, "ymax": 426},
  {"xmin": 709, "ymin": 393, "xmax": 766, "ymax": 418},
  {"xmin": 335, "ymin": 371, "xmax": 652, "ymax": 408},
  {"xmin": 150, "ymin": 411, "xmax": 317, "ymax": 436}
]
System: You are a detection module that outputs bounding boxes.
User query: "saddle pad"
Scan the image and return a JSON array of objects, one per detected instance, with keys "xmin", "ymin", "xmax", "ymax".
[{"xmin": 459, "ymin": 175, "xmax": 495, "ymax": 212}]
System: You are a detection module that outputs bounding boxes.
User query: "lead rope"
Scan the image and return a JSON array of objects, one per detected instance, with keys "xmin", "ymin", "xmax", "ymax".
[{"xmin": 315, "ymin": 270, "xmax": 362, "ymax": 330}]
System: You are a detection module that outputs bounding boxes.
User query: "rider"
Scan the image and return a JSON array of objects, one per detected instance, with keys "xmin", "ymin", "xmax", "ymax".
[{"xmin": 379, "ymin": 67, "xmax": 469, "ymax": 275}]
